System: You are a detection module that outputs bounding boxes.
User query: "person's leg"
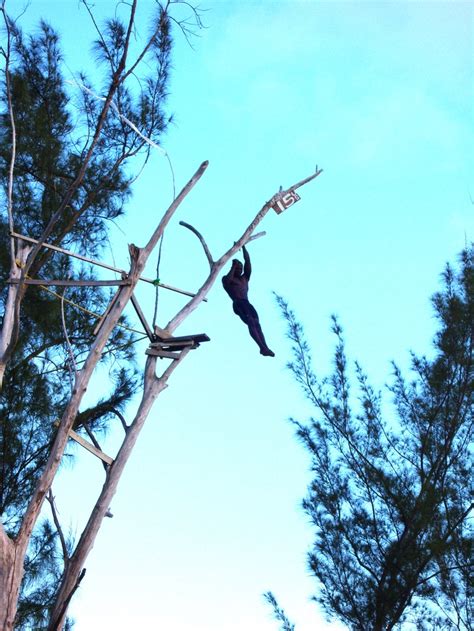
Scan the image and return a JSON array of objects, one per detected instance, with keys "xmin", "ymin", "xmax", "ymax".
[
  {"xmin": 233, "ymin": 300, "xmax": 274, "ymax": 356},
  {"xmin": 247, "ymin": 319, "xmax": 275, "ymax": 356},
  {"xmin": 244, "ymin": 304, "xmax": 274, "ymax": 357}
]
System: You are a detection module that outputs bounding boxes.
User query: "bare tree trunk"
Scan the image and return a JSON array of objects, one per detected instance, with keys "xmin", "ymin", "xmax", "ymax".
[
  {"xmin": 48, "ymin": 349, "xmax": 190, "ymax": 630},
  {"xmin": 0, "ymin": 523, "xmax": 15, "ymax": 630},
  {"xmin": 0, "ymin": 243, "xmax": 31, "ymax": 388},
  {"xmin": 0, "ymin": 162, "xmax": 208, "ymax": 628}
]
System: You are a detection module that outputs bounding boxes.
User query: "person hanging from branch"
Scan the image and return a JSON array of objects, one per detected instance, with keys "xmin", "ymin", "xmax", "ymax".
[{"xmin": 222, "ymin": 245, "xmax": 275, "ymax": 357}]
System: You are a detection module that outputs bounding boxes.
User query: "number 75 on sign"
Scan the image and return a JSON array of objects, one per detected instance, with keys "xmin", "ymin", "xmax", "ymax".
[{"xmin": 272, "ymin": 190, "xmax": 301, "ymax": 214}]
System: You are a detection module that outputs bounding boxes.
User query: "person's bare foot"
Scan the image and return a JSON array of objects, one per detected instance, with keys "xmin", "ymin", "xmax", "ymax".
[{"xmin": 260, "ymin": 347, "xmax": 275, "ymax": 357}]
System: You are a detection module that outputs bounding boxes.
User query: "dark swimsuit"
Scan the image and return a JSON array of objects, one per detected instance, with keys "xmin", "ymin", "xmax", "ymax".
[{"xmin": 232, "ymin": 298, "xmax": 259, "ymax": 323}]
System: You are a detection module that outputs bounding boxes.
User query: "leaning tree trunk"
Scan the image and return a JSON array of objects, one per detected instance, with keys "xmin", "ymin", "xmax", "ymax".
[
  {"xmin": 0, "ymin": 242, "xmax": 31, "ymax": 388},
  {"xmin": 0, "ymin": 524, "xmax": 15, "ymax": 628},
  {"xmin": 0, "ymin": 162, "xmax": 209, "ymax": 629},
  {"xmin": 0, "ymin": 160, "xmax": 322, "ymax": 629}
]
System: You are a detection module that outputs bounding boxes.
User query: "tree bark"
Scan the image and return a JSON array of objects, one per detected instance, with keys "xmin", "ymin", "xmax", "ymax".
[
  {"xmin": 48, "ymin": 349, "xmax": 190, "ymax": 630},
  {"xmin": 0, "ymin": 523, "xmax": 15, "ymax": 630},
  {"xmin": 0, "ymin": 243, "xmax": 31, "ymax": 389},
  {"xmin": 0, "ymin": 162, "xmax": 207, "ymax": 627}
]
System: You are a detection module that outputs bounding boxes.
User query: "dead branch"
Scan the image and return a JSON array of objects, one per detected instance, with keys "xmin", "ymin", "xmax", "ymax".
[
  {"xmin": 45, "ymin": 165, "xmax": 321, "ymax": 626},
  {"xmin": 46, "ymin": 491, "xmax": 70, "ymax": 571},
  {"xmin": 179, "ymin": 220, "xmax": 214, "ymax": 268},
  {"xmin": 290, "ymin": 167, "xmax": 323, "ymax": 192},
  {"xmin": 60, "ymin": 289, "xmax": 78, "ymax": 388},
  {"xmin": 165, "ymin": 168, "xmax": 323, "ymax": 333},
  {"xmin": 179, "ymin": 221, "xmax": 266, "ymax": 269},
  {"xmin": 1, "ymin": 6, "xmax": 16, "ymax": 267},
  {"xmin": 144, "ymin": 161, "xmax": 208, "ymax": 255},
  {"xmin": 247, "ymin": 230, "xmax": 266, "ymax": 243}
]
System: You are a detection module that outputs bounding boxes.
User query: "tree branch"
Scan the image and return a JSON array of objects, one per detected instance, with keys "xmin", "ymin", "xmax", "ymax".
[
  {"xmin": 179, "ymin": 221, "xmax": 214, "ymax": 268},
  {"xmin": 1, "ymin": 5, "xmax": 16, "ymax": 266},
  {"xmin": 46, "ymin": 490, "xmax": 70, "ymax": 571},
  {"xmin": 166, "ymin": 168, "xmax": 323, "ymax": 333}
]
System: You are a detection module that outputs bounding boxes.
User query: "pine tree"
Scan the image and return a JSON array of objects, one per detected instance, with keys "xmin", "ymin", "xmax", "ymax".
[{"xmin": 277, "ymin": 245, "xmax": 473, "ymax": 630}]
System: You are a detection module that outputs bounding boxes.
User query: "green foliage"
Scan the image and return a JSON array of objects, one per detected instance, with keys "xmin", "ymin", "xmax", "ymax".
[
  {"xmin": 264, "ymin": 591, "xmax": 295, "ymax": 631},
  {"xmin": 0, "ymin": 5, "xmax": 173, "ymax": 627},
  {"xmin": 14, "ymin": 520, "xmax": 68, "ymax": 630},
  {"xmin": 277, "ymin": 245, "xmax": 473, "ymax": 630}
]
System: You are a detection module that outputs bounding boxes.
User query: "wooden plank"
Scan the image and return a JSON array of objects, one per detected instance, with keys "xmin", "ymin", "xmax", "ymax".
[
  {"xmin": 151, "ymin": 340, "xmax": 196, "ymax": 349},
  {"xmin": 54, "ymin": 422, "xmax": 114, "ymax": 465},
  {"xmin": 67, "ymin": 429, "xmax": 114, "ymax": 465},
  {"xmin": 9, "ymin": 278, "xmax": 130, "ymax": 287},
  {"xmin": 154, "ymin": 333, "xmax": 210, "ymax": 344},
  {"xmin": 10, "ymin": 231, "xmax": 206, "ymax": 300},
  {"xmin": 146, "ymin": 348, "xmax": 180, "ymax": 359},
  {"xmin": 93, "ymin": 290, "xmax": 121, "ymax": 336},
  {"xmin": 130, "ymin": 293, "xmax": 154, "ymax": 341}
]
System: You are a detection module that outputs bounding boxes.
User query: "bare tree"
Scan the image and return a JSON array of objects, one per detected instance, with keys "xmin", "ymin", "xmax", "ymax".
[{"xmin": 0, "ymin": 2, "xmax": 323, "ymax": 627}]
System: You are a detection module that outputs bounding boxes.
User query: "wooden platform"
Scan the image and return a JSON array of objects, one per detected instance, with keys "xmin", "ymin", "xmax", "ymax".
[{"xmin": 147, "ymin": 333, "xmax": 210, "ymax": 358}]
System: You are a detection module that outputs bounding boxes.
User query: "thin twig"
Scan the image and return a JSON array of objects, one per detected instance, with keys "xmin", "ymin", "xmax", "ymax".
[
  {"xmin": 46, "ymin": 490, "xmax": 70, "ymax": 570},
  {"xmin": 1, "ymin": 6, "xmax": 16, "ymax": 267},
  {"xmin": 81, "ymin": 1, "xmax": 113, "ymax": 71},
  {"xmin": 111, "ymin": 407, "xmax": 129, "ymax": 434},
  {"xmin": 51, "ymin": 568, "xmax": 86, "ymax": 631},
  {"xmin": 290, "ymin": 167, "xmax": 323, "ymax": 192},
  {"xmin": 60, "ymin": 288, "xmax": 78, "ymax": 390},
  {"xmin": 83, "ymin": 423, "xmax": 108, "ymax": 472}
]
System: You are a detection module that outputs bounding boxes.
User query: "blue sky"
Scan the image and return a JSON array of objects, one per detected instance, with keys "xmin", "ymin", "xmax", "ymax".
[{"xmin": 13, "ymin": 1, "xmax": 474, "ymax": 629}]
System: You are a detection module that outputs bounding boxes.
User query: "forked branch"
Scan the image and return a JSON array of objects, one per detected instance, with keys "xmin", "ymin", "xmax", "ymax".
[{"xmin": 166, "ymin": 167, "xmax": 323, "ymax": 333}]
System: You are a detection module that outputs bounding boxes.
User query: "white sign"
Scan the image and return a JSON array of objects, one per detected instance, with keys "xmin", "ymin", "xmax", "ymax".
[{"xmin": 272, "ymin": 190, "xmax": 301, "ymax": 214}]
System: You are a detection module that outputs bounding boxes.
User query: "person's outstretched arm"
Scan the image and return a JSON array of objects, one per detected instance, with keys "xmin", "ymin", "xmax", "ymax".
[{"xmin": 243, "ymin": 245, "xmax": 251, "ymax": 280}]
